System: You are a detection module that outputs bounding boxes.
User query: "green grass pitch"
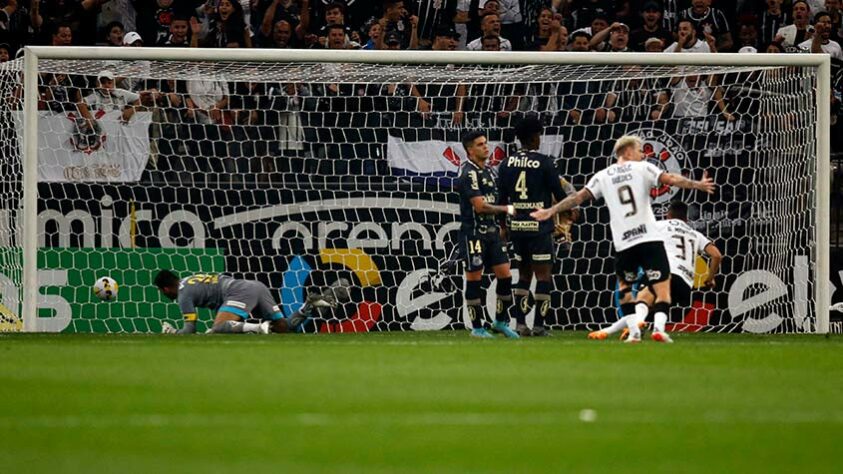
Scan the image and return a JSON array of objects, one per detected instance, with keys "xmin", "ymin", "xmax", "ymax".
[{"xmin": 1, "ymin": 332, "xmax": 842, "ymax": 473}]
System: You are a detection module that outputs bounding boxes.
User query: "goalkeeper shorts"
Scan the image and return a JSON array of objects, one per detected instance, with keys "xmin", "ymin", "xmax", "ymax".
[{"xmin": 219, "ymin": 280, "xmax": 284, "ymax": 321}]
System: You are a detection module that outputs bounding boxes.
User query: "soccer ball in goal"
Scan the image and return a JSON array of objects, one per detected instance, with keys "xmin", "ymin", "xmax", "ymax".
[{"xmin": 0, "ymin": 48, "xmax": 831, "ymax": 334}]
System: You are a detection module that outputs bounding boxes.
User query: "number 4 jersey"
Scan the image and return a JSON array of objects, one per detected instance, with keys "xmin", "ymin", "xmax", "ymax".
[
  {"xmin": 585, "ymin": 160, "xmax": 664, "ymax": 252},
  {"xmin": 656, "ymin": 219, "xmax": 712, "ymax": 287}
]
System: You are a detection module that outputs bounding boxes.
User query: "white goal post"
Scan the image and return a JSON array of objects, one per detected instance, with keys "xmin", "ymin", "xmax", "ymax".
[{"xmin": 15, "ymin": 47, "xmax": 831, "ymax": 334}]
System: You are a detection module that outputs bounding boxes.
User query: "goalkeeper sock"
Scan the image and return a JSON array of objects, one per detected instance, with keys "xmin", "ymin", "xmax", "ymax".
[
  {"xmin": 465, "ymin": 280, "xmax": 485, "ymax": 330},
  {"xmin": 534, "ymin": 281, "xmax": 552, "ymax": 328},
  {"xmin": 653, "ymin": 301, "xmax": 670, "ymax": 333},
  {"xmin": 211, "ymin": 321, "xmax": 262, "ymax": 333},
  {"xmin": 513, "ymin": 280, "xmax": 531, "ymax": 326},
  {"xmin": 177, "ymin": 321, "xmax": 197, "ymax": 334},
  {"xmin": 495, "ymin": 276, "xmax": 513, "ymax": 323}
]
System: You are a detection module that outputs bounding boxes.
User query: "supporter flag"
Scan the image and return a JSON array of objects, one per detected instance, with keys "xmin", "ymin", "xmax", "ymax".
[{"xmin": 14, "ymin": 110, "xmax": 152, "ymax": 183}]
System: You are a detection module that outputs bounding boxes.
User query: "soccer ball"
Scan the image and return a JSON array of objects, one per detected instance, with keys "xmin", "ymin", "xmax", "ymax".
[{"xmin": 93, "ymin": 277, "xmax": 119, "ymax": 301}]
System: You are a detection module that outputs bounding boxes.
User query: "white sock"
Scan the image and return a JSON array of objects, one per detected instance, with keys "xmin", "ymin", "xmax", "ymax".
[
  {"xmin": 242, "ymin": 322, "xmax": 262, "ymax": 333},
  {"xmin": 626, "ymin": 316, "xmax": 642, "ymax": 339},
  {"xmin": 654, "ymin": 312, "xmax": 667, "ymax": 334},
  {"xmin": 601, "ymin": 316, "xmax": 629, "ymax": 335},
  {"xmin": 634, "ymin": 303, "xmax": 649, "ymax": 326}
]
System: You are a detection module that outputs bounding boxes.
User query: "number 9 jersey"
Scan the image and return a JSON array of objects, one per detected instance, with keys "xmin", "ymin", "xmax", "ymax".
[{"xmin": 585, "ymin": 160, "xmax": 664, "ymax": 252}]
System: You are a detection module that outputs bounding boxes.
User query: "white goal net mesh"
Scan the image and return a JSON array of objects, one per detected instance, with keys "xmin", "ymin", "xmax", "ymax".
[{"xmin": 0, "ymin": 55, "xmax": 820, "ymax": 334}]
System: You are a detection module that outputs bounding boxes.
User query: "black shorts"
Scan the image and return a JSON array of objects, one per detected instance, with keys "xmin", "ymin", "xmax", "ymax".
[
  {"xmin": 670, "ymin": 276, "xmax": 692, "ymax": 308},
  {"xmin": 615, "ymin": 241, "xmax": 670, "ymax": 284},
  {"xmin": 460, "ymin": 233, "xmax": 509, "ymax": 272},
  {"xmin": 511, "ymin": 233, "xmax": 554, "ymax": 266}
]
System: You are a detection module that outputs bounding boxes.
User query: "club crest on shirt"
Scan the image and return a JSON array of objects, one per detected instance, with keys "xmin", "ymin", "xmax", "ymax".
[{"xmin": 630, "ymin": 128, "xmax": 692, "ymax": 214}]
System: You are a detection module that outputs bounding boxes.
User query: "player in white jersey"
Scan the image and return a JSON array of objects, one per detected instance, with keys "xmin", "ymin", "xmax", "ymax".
[
  {"xmin": 593, "ymin": 201, "xmax": 723, "ymax": 341},
  {"xmin": 531, "ymin": 135, "xmax": 715, "ymax": 343}
]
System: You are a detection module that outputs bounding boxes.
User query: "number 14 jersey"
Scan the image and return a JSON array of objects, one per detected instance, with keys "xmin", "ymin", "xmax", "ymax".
[{"xmin": 585, "ymin": 161, "xmax": 664, "ymax": 252}]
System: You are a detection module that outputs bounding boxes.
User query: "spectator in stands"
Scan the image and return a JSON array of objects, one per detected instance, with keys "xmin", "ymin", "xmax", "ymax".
[
  {"xmin": 481, "ymin": 34, "xmax": 502, "ymax": 51},
  {"xmin": 630, "ymin": 2, "xmax": 673, "ymax": 52},
  {"xmin": 160, "ymin": 15, "xmax": 189, "ymax": 47},
  {"xmin": 679, "ymin": 0, "xmax": 733, "ymax": 51},
  {"xmin": 263, "ymin": 19, "xmax": 296, "ymax": 48},
  {"xmin": 198, "ymin": 0, "xmax": 252, "ymax": 48},
  {"xmin": 102, "ymin": 20, "xmax": 124, "ymax": 46},
  {"xmin": 570, "ymin": 1, "xmax": 612, "ymax": 31},
  {"xmin": 482, "ymin": 0, "xmax": 522, "ymax": 49},
  {"xmin": 825, "ymin": 0, "xmax": 843, "ymax": 43},
  {"xmin": 569, "ymin": 30, "xmax": 591, "ymax": 51},
  {"xmin": 123, "ymin": 31, "xmax": 143, "ymax": 46},
  {"xmin": 361, "ymin": 19, "xmax": 383, "ymax": 49},
  {"xmin": 415, "ymin": 0, "xmax": 458, "ymax": 47},
  {"xmin": 135, "ymin": 0, "xmax": 175, "ymax": 46},
  {"xmin": 801, "ymin": 11, "xmax": 843, "ymax": 58},
  {"xmin": 765, "ymin": 40, "xmax": 786, "ymax": 52},
  {"xmin": 378, "ymin": 1, "xmax": 418, "ymax": 49},
  {"xmin": 51, "ymin": 21, "xmax": 73, "ymax": 46},
  {"xmin": 467, "ymin": 12, "xmax": 512, "ymax": 50},
  {"xmin": 665, "ymin": 18, "xmax": 712, "ymax": 52},
  {"xmin": 384, "ymin": 31, "xmax": 402, "ymax": 50},
  {"xmin": 653, "ymin": 74, "xmax": 734, "ymax": 121},
  {"xmin": 759, "ymin": 0, "xmax": 790, "ymax": 47},
  {"xmin": 738, "ymin": 21, "xmax": 760, "ymax": 50},
  {"xmin": 325, "ymin": 23, "xmax": 354, "ymax": 49},
  {"xmin": 583, "ymin": 12, "xmax": 611, "ymax": 50},
  {"xmin": 528, "ymin": 7, "xmax": 567, "ymax": 51},
  {"xmin": 411, "ymin": 25, "xmax": 465, "ymax": 125},
  {"xmin": 0, "ymin": 1, "xmax": 31, "ymax": 47},
  {"xmin": 0, "ymin": 43, "xmax": 10, "ymax": 62},
  {"xmin": 644, "ymin": 37, "xmax": 664, "ymax": 51},
  {"xmin": 776, "ymin": 0, "xmax": 814, "ymax": 48},
  {"xmin": 589, "ymin": 22, "xmax": 630, "ymax": 52},
  {"xmin": 84, "ymin": 70, "xmax": 142, "ymax": 123}
]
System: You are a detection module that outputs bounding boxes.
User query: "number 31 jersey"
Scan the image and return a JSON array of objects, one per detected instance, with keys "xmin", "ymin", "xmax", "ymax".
[
  {"xmin": 656, "ymin": 219, "xmax": 712, "ymax": 287},
  {"xmin": 585, "ymin": 160, "xmax": 664, "ymax": 252}
]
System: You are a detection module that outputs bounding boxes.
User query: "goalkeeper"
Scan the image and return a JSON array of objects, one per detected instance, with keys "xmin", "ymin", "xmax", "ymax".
[{"xmin": 155, "ymin": 270, "xmax": 332, "ymax": 334}]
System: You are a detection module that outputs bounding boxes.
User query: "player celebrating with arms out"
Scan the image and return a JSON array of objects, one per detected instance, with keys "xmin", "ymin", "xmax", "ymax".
[
  {"xmin": 456, "ymin": 131, "xmax": 520, "ymax": 339},
  {"xmin": 592, "ymin": 201, "xmax": 723, "ymax": 341},
  {"xmin": 155, "ymin": 270, "xmax": 331, "ymax": 334},
  {"xmin": 531, "ymin": 135, "xmax": 715, "ymax": 343},
  {"xmin": 498, "ymin": 117, "xmax": 567, "ymax": 337}
]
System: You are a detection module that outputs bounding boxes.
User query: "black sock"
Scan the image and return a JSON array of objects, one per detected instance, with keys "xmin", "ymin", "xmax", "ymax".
[
  {"xmin": 512, "ymin": 279, "xmax": 531, "ymax": 325},
  {"xmin": 465, "ymin": 280, "xmax": 484, "ymax": 330},
  {"xmin": 534, "ymin": 280, "xmax": 553, "ymax": 328},
  {"xmin": 495, "ymin": 276, "xmax": 512, "ymax": 323}
]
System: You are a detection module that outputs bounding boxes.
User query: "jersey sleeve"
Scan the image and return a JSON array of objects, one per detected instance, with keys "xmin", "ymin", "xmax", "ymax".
[
  {"xmin": 177, "ymin": 286, "xmax": 198, "ymax": 321},
  {"xmin": 643, "ymin": 162, "xmax": 665, "ymax": 187},
  {"xmin": 694, "ymin": 230, "xmax": 713, "ymax": 255},
  {"xmin": 585, "ymin": 172, "xmax": 603, "ymax": 200}
]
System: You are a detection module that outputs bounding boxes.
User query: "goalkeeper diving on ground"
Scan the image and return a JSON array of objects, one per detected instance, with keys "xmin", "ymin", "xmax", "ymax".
[{"xmin": 154, "ymin": 270, "xmax": 335, "ymax": 334}]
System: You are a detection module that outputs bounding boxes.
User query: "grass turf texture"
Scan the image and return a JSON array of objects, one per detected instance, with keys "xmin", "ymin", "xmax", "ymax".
[{"xmin": 1, "ymin": 332, "xmax": 841, "ymax": 473}]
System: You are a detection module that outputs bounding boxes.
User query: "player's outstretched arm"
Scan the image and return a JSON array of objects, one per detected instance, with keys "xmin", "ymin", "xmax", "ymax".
[
  {"xmin": 470, "ymin": 196, "xmax": 515, "ymax": 216},
  {"xmin": 703, "ymin": 243, "xmax": 723, "ymax": 289},
  {"xmin": 659, "ymin": 171, "xmax": 716, "ymax": 194},
  {"xmin": 531, "ymin": 188, "xmax": 592, "ymax": 222}
]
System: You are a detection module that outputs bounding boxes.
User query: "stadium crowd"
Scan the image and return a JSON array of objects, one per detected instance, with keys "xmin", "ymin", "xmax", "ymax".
[{"xmin": 0, "ymin": 1, "xmax": 841, "ymax": 187}]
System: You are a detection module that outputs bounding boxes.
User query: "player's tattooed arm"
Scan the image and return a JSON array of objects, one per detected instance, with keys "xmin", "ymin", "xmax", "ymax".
[
  {"xmin": 659, "ymin": 171, "xmax": 716, "ymax": 194},
  {"xmin": 470, "ymin": 196, "xmax": 515, "ymax": 216},
  {"xmin": 531, "ymin": 188, "xmax": 593, "ymax": 222}
]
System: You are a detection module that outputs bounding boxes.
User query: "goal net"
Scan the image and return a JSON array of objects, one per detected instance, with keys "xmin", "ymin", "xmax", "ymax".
[{"xmin": 0, "ymin": 49, "xmax": 829, "ymax": 334}]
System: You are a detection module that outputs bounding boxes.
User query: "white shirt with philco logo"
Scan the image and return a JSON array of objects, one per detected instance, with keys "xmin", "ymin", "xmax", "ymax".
[
  {"xmin": 657, "ymin": 219, "xmax": 711, "ymax": 287},
  {"xmin": 585, "ymin": 161, "xmax": 664, "ymax": 252}
]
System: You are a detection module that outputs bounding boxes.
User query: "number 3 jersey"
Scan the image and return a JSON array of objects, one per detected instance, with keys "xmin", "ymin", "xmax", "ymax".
[
  {"xmin": 656, "ymin": 219, "xmax": 712, "ymax": 287},
  {"xmin": 498, "ymin": 149, "xmax": 565, "ymax": 236},
  {"xmin": 585, "ymin": 160, "xmax": 664, "ymax": 252}
]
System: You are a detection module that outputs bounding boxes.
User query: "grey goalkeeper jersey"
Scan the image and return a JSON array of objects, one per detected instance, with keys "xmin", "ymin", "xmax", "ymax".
[{"xmin": 177, "ymin": 274, "xmax": 234, "ymax": 316}]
